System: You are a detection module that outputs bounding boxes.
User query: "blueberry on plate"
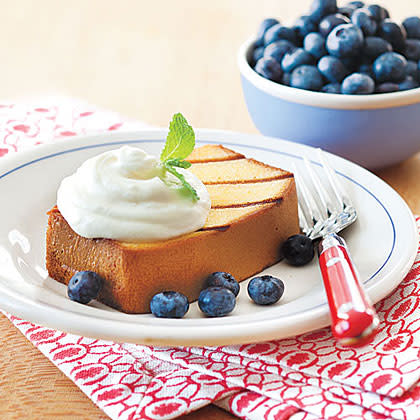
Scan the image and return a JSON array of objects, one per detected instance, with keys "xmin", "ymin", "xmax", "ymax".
[
  {"xmin": 351, "ymin": 8, "xmax": 377, "ymax": 36},
  {"xmin": 282, "ymin": 48, "xmax": 314, "ymax": 73},
  {"xmin": 319, "ymin": 13, "xmax": 350, "ymax": 37},
  {"xmin": 198, "ymin": 287, "xmax": 236, "ymax": 317},
  {"xmin": 367, "ymin": 5, "xmax": 388, "ymax": 23},
  {"xmin": 281, "ymin": 234, "xmax": 314, "ymax": 266},
  {"xmin": 318, "ymin": 55, "xmax": 350, "ymax": 83},
  {"xmin": 293, "ymin": 15, "xmax": 318, "ymax": 40},
  {"xmin": 402, "ymin": 16, "xmax": 420, "ymax": 40},
  {"xmin": 247, "ymin": 275, "xmax": 285, "ymax": 305},
  {"xmin": 373, "ymin": 52, "xmax": 407, "ymax": 83},
  {"xmin": 150, "ymin": 291, "xmax": 189, "ymax": 318},
  {"xmin": 326, "ymin": 24, "xmax": 364, "ymax": 58},
  {"xmin": 322, "ymin": 82, "xmax": 342, "ymax": 93},
  {"xmin": 362, "ymin": 36, "xmax": 392, "ymax": 60},
  {"xmin": 399, "ymin": 76, "xmax": 419, "ymax": 91},
  {"xmin": 255, "ymin": 57, "xmax": 283, "ymax": 82},
  {"xmin": 378, "ymin": 19, "xmax": 407, "ymax": 53},
  {"xmin": 341, "ymin": 72, "xmax": 375, "ymax": 94},
  {"xmin": 264, "ymin": 40, "xmax": 295, "ymax": 63},
  {"xmin": 264, "ymin": 24, "xmax": 297, "ymax": 46},
  {"xmin": 406, "ymin": 60, "xmax": 419, "ymax": 80},
  {"xmin": 405, "ymin": 39, "xmax": 420, "ymax": 62},
  {"xmin": 67, "ymin": 271, "xmax": 103, "ymax": 304},
  {"xmin": 290, "ymin": 65, "xmax": 324, "ymax": 91},
  {"xmin": 205, "ymin": 272, "xmax": 240, "ymax": 297},
  {"xmin": 255, "ymin": 18, "xmax": 280, "ymax": 47},
  {"xmin": 309, "ymin": 0, "xmax": 337, "ymax": 23},
  {"xmin": 304, "ymin": 32, "xmax": 327, "ymax": 59},
  {"xmin": 375, "ymin": 82, "xmax": 400, "ymax": 93}
]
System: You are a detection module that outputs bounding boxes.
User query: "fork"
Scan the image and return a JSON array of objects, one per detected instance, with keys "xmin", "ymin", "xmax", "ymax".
[{"xmin": 293, "ymin": 150, "xmax": 379, "ymax": 347}]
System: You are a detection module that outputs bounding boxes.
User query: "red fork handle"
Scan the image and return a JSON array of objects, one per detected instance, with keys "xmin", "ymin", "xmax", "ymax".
[{"xmin": 318, "ymin": 233, "xmax": 379, "ymax": 347}]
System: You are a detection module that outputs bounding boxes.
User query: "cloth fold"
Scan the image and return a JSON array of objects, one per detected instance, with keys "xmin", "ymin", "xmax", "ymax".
[{"xmin": 2, "ymin": 99, "xmax": 420, "ymax": 420}]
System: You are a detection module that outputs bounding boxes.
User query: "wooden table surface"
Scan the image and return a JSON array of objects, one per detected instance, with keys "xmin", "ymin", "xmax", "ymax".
[{"xmin": 1, "ymin": 1, "xmax": 419, "ymax": 419}]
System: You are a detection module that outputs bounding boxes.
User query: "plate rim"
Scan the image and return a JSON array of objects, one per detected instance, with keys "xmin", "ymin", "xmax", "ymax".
[{"xmin": 0, "ymin": 128, "xmax": 417, "ymax": 346}]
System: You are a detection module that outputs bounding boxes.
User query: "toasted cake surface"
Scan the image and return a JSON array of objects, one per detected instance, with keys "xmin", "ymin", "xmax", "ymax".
[{"xmin": 46, "ymin": 144, "xmax": 299, "ymax": 313}]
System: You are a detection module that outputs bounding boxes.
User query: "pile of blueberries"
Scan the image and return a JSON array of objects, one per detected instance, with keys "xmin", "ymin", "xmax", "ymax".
[{"xmin": 252, "ymin": 0, "xmax": 420, "ymax": 94}]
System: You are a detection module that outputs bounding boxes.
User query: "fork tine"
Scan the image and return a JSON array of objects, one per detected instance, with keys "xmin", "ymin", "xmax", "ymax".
[
  {"xmin": 292, "ymin": 161, "xmax": 324, "ymax": 239},
  {"xmin": 302, "ymin": 155, "xmax": 333, "ymax": 219},
  {"xmin": 317, "ymin": 149, "xmax": 352, "ymax": 210}
]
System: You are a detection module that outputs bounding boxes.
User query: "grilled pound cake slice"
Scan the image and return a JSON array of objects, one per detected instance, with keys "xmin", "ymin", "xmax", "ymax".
[{"xmin": 46, "ymin": 145, "xmax": 299, "ymax": 313}]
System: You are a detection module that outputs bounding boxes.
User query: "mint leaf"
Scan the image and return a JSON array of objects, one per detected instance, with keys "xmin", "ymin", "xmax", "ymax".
[
  {"xmin": 159, "ymin": 113, "xmax": 199, "ymax": 202},
  {"xmin": 163, "ymin": 161, "xmax": 199, "ymax": 202},
  {"xmin": 165, "ymin": 158, "xmax": 192, "ymax": 169},
  {"xmin": 160, "ymin": 113, "xmax": 195, "ymax": 162}
]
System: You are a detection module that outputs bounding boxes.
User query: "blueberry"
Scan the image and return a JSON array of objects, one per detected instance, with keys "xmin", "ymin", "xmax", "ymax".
[
  {"xmin": 290, "ymin": 65, "xmax": 324, "ymax": 91},
  {"xmin": 322, "ymin": 83, "xmax": 342, "ymax": 93},
  {"xmin": 150, "ymin": 291, "xmax": 189, "ymax": 318},
  {"xmin": 318, "ymin": 55, "xmax": 350, "ymax": 83},
  {"xmin": 373, "ymin": 52, "xmax": 407, "ymax": 83},
  {"xmin": 326, "ymin": 24, "xmax": 364, "ymax": 58},
  {"xmin": 341, "ymin": 56, "xmax": 359, "ymax": 72},
  {"xmin": 399, "ymin": 76, "xmax": 419, "ymax": 91},
  {"xmin": 304, "ymin": 33, "xmax": 327, "ymax": 59},
  {"xmin": 351, "ymin": 8, "xmax": 377, "ymax": 36},
  {"xmin": 205, "ymin": 272, "xmax": 240, "ymax": 297},
  {"xmin": 309, "ymin": 0, "xmax": 337, "ymax": 22},
  {"xmin": 406, "ymin": 60, "xmax": 419, "ymax": 80},
  {"xmin": 281, "ymin": 48, "xmax": 314, "ymax": 73},
  {"xmin": 346, "ymin": 1, "xmax": 364, "ymax": 8},
  {"xmin": 67, "ymin": 271, "xmax": 103, "ymax": 304},
  {"xmin": 337, "ymin": 7, "xmax": 355, "ymax": 19},
  {"xmin": 341, "ymin": 72, "xmax": 375, "ymax": 94},
  {"xmin": 264, "ymin": 24, "xmax": 297, "ymax": 46},
  {"xmin": 405, "ymin": 39, "xmax": 420, "ymax": 62},
  {"xmin": 402, "ymin": 17, "xmax": 420, "ymax": 40},
  {"xmin": 366, "ymin": 5, "xmax": 388, "ymax": 23},
  {"xmin": 282, "ymin": 72, "xmax": 292, "ymax": 86},
  {"xmin": 358, "ymin": 62, "xmax": 374, "ymax": 78},
  {"xmin": 378, "ymin": 19, "xmax": 407, "ymax": 53},
  {"xmin": 375, "ymin": 82, "xmax": 400, "ymax": 93},
  {"xmin": 255, "ymin": 57, "xmax": 283, "ymax": 82},
  {"xmin": 293, "ymin": 15, "xmax": 319, "ymax": 40},
  {"xmin": 319, "ymin": 14, "xmax": 350, "ymax": 37},
  {"xmin": 252, "ymin": 46, "xmax": 264, "ymax": 66},
  {"xmin": 337, "ymin": 7, "xmax": 356, "ymax": 19},
  {"xmin": 198, "ymin": 287, "xmax": 236, "ymax": 317},
  {"xmin": 255, "ymin": 18, "xmax": 280, "ymax": 47},
  {"xmin": 264, "ymin": 40, "xmax": 295, "ymax": 63},
  {"xmin": 248, "ymin": 275, "xmax": 285, "ymax": 305},
  {"xmin": 362, "ymin": 36, "xmax": 392, "ymax": 60},
  {"xmin": 281, "ymin": 234, "xmax": 314, "ymax": 266}
]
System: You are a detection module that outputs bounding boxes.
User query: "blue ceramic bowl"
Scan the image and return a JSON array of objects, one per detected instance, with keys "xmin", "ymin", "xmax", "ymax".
[{"xmin": 238, "ymin": 38, "xmax": 420, "ymax": 169}]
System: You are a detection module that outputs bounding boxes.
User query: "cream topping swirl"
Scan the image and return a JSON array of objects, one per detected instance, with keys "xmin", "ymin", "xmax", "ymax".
[{"xmin": 57, "ymin": 146, "xmax": 211, "ymax": 242}]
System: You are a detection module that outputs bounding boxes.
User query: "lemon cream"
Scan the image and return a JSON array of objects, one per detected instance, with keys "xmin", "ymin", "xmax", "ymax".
[{"xmin": 57, "ymin": 146, "xmax": 211, "ymax": 241}]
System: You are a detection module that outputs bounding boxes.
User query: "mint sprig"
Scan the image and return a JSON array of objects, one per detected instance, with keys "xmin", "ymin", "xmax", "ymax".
[{"xmin": 159, "ymin": 113, "xmax": 199, "ymax": 202}]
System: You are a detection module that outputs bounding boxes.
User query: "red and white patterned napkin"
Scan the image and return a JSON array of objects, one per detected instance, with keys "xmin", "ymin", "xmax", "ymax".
[{"xmin": 2, "ymin": 99, "xmax": 420, "ymax": 420}]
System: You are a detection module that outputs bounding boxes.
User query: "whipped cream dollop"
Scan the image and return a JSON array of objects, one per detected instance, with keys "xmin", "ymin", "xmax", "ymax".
[{"xmin": 57, "ymin": 146, "xmax": 211, "ymax": 242}]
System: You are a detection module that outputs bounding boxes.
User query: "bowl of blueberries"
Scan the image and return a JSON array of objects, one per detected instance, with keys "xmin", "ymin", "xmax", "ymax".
[{"xmin": 238, "ymin": 0, "xmax": 420, "ymax": 169}]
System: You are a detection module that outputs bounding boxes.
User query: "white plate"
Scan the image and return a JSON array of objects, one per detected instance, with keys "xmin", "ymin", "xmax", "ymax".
[{"xmin": 0, "ymin": 130, "xmax": 417, "ymax": 346}]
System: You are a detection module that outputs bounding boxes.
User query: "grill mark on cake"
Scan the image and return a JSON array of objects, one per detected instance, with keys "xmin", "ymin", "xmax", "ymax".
[
  {"xmin": 211, "ymin": 197, "xmax": 283, "ymax": 209},
  {"xmin": 203, "ymin": 173, "xmax": 293, "ymax": 185},
  {"xmin": 188, "ymin": 156, "xmax": 245, "ymax": 164}
]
